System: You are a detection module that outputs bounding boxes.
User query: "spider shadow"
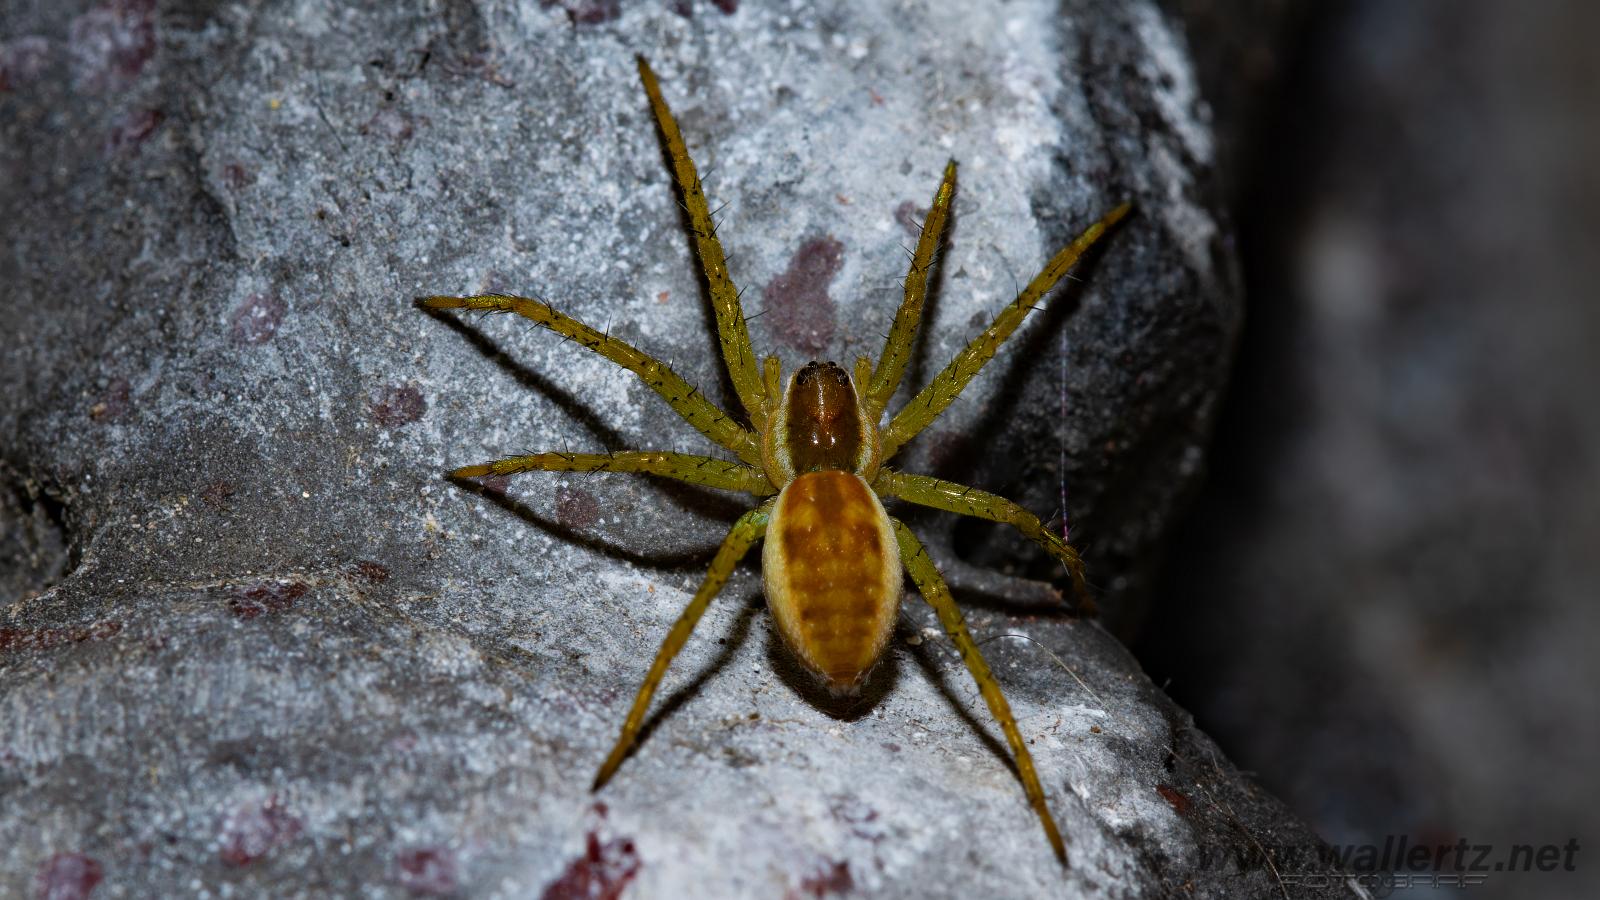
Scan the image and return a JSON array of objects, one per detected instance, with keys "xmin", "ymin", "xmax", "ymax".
[
  {"xmin": 899, "ymin": 180, "xmax": 958, "ymax": 404},
  {"xmin": 625, "ymin": 589, "xmax": 763, "ymax": 756},
  {"xmin": 618, "ymin": 588, "xmax": 897, "ymax": 772},
  {"xmin": 763, "ymin": 623, "xmax": 900, "ymax": 721},
  {"xmin": 897, "ymin": 614, "xmax": 1016, "ymax": 777},
  {"xmin": 417, "ymin": 299, "xmax": 630, "ymax": 452},
  {"xmin": 421, "ymin": 299, "xmax": 755, "ymax": 563},
  {"xmin": 932, "ymin": 221, "xmax": 1125, "ymax": 487},
  {"xmin": 918, "ymin": 221, "xmax": 1128, "ymax": 590},
  {"xmin": 448, "ymin": 472, "xmax": 742, "ymax": 570},
  {"xmin": 888, "ymin": 505, "xmax": 1086, "ymax": 623},
  {"xmin": 639, "ymin": 109, "xmax": 750, "ymax": 430}
]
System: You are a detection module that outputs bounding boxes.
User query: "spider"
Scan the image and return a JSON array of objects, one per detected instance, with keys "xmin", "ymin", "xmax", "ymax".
[{"xmin": 420, "ymin": 57, "xmax": 1128, "ymax": 864}]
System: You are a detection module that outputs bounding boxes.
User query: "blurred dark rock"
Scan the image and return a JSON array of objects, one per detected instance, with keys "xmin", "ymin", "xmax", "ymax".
[{"xmin": 1143, "ymin": 2, "xmax": 1600, "ymax": 898}]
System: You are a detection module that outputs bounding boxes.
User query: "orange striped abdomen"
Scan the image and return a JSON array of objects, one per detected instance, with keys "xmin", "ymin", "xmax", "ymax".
[{"xmin": 762, "ymin": 470, "xmax": 902, "ymax": 695}]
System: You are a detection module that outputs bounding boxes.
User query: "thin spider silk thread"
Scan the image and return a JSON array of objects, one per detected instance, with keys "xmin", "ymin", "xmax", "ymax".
[{"xmin": 1058, "ymin": 328, "xmax": 1070, "ymax": 546}]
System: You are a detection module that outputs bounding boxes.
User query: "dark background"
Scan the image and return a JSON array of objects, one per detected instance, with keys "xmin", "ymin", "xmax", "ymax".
[{"xmin": 1141, "ymin": 1, "xmax": 1599, "ymax": 897}]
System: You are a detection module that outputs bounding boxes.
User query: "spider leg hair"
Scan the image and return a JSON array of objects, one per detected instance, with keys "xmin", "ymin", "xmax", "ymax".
[
  {"xmin": 875, "ymin": 470, "xmax": 1086, "ymax": 600},
  {"xmin": 890, "ymin": 518, "xmax": 1068, "ymax": 865},
  {"xmin": 635, "ymin": 56, "xmax": 768, "ymax": 430},
  {"xmin": 453, "ymin": 451, "xmax": 775, "ymax": 496},
  {"xmin": 593, "ymin": 499, "xmax": 774, "ymax": 789},
  {"xmin": 879, "ymin": 202, "xmax": 1130, "ymax": 459},
  {"xmin": 420, "ymin": 293, "xmax": 761, "ymax": 464},
  {"xmin": 865, "ymin": 160, "xmax": 957, "ymax": 420}
]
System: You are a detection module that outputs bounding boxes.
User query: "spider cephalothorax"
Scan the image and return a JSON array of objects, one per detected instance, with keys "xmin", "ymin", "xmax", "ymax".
[
  {"xmin": 421, "ymin": 56, "xmax": 1127, "ymax": 864},
  {"xmin": 766, "ymin": 360, "xmax": 878, "ymax": 480}
]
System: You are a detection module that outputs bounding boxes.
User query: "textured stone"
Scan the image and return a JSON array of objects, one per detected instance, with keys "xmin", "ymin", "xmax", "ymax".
[{"xmin": 2, "ymin": 1, "xmax": 1342, "ymax": 896}]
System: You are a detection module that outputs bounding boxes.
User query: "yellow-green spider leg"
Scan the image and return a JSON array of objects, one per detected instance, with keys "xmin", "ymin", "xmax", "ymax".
[
  {"xmin": 879, "ymin": 203, "xmax": 1132, "ymax": 460},
  {"xmin": 453, "ymin": 451, "xmax": 775, "ymax": 497},
  {"xmin": 762, "ymin": 355, "xmax": 783, "ymax": 418},
  {"xmin": 875, "ymin": 469, "xmax": 1086, "ymax": 600},
  {"xmin": 420, "ymin": 294, "xmax": 761, "ymax": 465},
  {"xmin": 593, "ymin": 498, "xmax": 775, "ymax": 789},
  {"xmin": 865, "ymin": 160, "xmax": 958, "ymax": 421},
  {"xmin": 636, "ymin": 56, "xmax": 768, "ymax": 430},
  {"xmin": 891, "ymin": 518, "xmax": 1069, "ymax": 864}
]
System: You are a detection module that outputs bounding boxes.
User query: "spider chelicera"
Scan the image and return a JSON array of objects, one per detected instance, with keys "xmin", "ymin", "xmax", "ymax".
[{"xmin": 421, "ymin": 56, "xmax": 1128, "ymax": 864}]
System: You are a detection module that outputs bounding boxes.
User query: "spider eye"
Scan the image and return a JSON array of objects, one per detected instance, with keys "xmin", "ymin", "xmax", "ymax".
[{"xmin": 799, "ymin": 361, "xmax": 848, "ymax": 387}]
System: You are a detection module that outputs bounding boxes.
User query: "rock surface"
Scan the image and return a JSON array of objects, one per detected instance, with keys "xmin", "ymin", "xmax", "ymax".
[{"xmin": 2, "ymin": 1, "xmax": 1344, "ymax": 896}]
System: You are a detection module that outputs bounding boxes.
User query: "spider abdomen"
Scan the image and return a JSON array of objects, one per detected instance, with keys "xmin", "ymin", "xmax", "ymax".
[{"xmin": 762, "ymin": 470, "xmax": 902, "ymax": 696}]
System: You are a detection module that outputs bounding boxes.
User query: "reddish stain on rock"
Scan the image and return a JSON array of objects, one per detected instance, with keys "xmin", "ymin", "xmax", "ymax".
[
  {"xmin": 68, "ymin": 0, "xmax": 156, "ymax": 92},
  {"xmin": 828, "ymin": 795, "xmax": 881, "ymax": 842},
  {"xmin": 0, "ymin": 621, "xmax": 121, "ymax": 655},
  {"xmin": 34, "ymin": 852, "xmax": 103, "ymax": 900},
  {"xmin": 89, "ymin": 378, "xmax": 132, "ymax": 422},
  {"xmin": 218, "ymin": 796, "xmax": 302, "ymax": 866},
  {"xmin": 478, "ymin": 269, "xmax": 519, "ymax": 295},
  {"xmin": 541, "ymin": 0, "xmax": 621, "ymax": 25},
  {"xmin": 764, "ymin": 235, "xmax": 844, "ymax": 356},
  {"xmin": 1155, "ymin": 783, "xmax": 1192, "ymax": 816},
  {"xmin": 540, "ymin": 832, "xmax": 640, "ymax": 900},
  {"xmin": 555, "ymin": 486, "xmax": 600, "ymax": 529},
  {"xmin": 200, "ymin": 480, "xmax": 235, "ymax": 508},
  {"xmin": 363, "ymin": 106, "xmax": 415, "ymax": 142},
  {"xmin": 396, "ymin": 847, "xmax": 458, "ymax": 896},
  {"xmin": 894, "ymin": 196, "xmax": 956, "ymax": 251},
  {"xmin": 227, "ymin": 581, "xmax": 308, "ymax": 621},
  {"xmin": 230, "ymin": 293, "xmax": 286, "ymax": 345},
  {"xmin": 104, "ymin": 107, "xmax": 162, "ymax": 155},
  {"xmin": 674, "ymin": 0, "xmax": 738, "ymax": 14},
  {"xmin": 798, "ymin": 860, "xmax": 853, "ymax": 897},
  {"xmin": 223, "ymin": 162, "xmax": 256, "ymax": 190},
  {"xmin": 0, "ymin": 36, "xmax": 52, "ymax": 92},
  {"xmin": 371, "ymin": 383, "xmax": 427, "ymax": 427},
  {"xmin": 476, "ymin": 474, "xmax": 511, "ymax": 497},
  {"xmin": 353, "ymin": 560, "xmax": 390, "ymax": 584},
  {"xmin": 894, "ymin": 200, "xmax": 926, "ymax": 239}
]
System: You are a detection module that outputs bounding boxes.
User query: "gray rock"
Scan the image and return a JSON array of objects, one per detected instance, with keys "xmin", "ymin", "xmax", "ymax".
[{"xmin": 2, "ymin": 1, "xmax": 1344, "ymax": 896}]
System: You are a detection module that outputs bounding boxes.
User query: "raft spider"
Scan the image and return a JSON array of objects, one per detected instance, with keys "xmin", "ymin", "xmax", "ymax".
[{"xmin": 420, "ymin": 57, "xmax": 1128, "ymax": 863}]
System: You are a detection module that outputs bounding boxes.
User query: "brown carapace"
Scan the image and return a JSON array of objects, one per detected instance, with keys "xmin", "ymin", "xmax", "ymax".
[{"xmin": 420, "ymin": 56, "xmax": 1129, "ymax": 865}]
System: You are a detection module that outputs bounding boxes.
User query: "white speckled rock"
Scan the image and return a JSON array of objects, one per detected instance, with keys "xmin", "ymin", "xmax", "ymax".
[{"xmin": 1, "ymin": 0, "xmax": 1348, "ymax": 897}]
